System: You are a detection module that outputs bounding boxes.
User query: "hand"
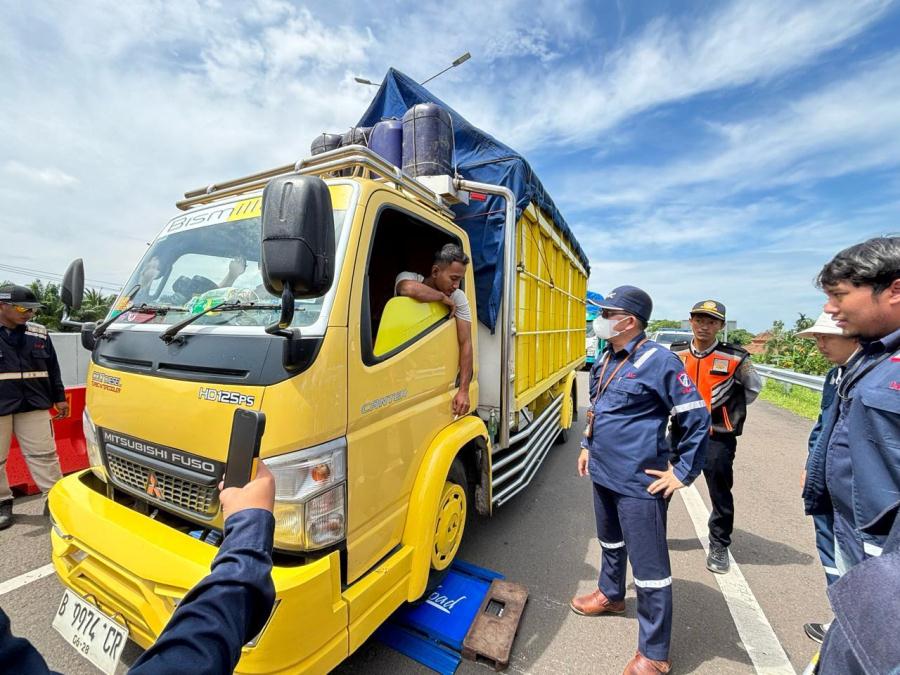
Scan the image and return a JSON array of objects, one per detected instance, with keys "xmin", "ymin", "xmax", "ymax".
[
  {"xmin": 53, "ymin": 401, "xmax": 69, "ymax": 420},
  {"xmin": 452, "ymin": 388, "xmax": 470, "ymax": 417},
  {"xmin": 800, "ymin": 469, "xmax": 807, "ymax": 490},
  {"xmin": 229, "ymin": 256, "xmax": 247, "ymax": 277},
  {"xmin": 645, "ymin": 463, "xmax": 685, "ymax": 498},
  {"xmin": 442, "ymin": 295, "xmax": 457, "ymax": 318},
  {"xmin": 219, "ymin": 462, "xmax": 275, "ymax": 521},
  {"xmin": 577, "ymin": 447, "xmax": 590, "ymax": 477}
]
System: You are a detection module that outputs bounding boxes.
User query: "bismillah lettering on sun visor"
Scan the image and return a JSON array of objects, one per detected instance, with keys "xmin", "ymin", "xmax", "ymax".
[{"xmin": 162, "ymin": 196, "xmax": 262, "ymax": 236}]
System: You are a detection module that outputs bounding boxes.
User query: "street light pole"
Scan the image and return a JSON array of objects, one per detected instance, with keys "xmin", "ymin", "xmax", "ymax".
[
  {"xmin": 354, "ymin": 52, "xmax": 471, "ymax": 89},
  {"xmin": 420, "ymin": 52, "xmax": 471, "ymax": 85}
]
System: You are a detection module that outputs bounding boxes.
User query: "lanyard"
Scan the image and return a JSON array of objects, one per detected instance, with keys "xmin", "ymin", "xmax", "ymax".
[
  {"xmin": 592, "ymin": 338, "xmax": 648, "ymax": 404},
  {"xmin": 837, "ymin": 347, "xmax": 898, "ymax": 401}
]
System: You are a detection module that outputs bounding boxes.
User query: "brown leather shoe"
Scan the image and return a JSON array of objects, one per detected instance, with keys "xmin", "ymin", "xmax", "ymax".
[
  {"xmin": 623, "ymin": 650, "xmax": 671, "ymax": 674},
  {"xmin": 569, "ymin": 588, "xmax": 625, "ymax": 616}
]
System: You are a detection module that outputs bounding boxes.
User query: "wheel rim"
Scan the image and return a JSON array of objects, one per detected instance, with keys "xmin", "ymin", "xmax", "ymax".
[{"xmin": 431, "ymin": 481, "xmax": 466, "ymax": 570}]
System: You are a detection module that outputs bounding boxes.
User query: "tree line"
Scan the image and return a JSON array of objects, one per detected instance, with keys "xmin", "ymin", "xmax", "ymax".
[{"xmin": 1, "ymin": 280, "xmax": 115, "ymax": 331}]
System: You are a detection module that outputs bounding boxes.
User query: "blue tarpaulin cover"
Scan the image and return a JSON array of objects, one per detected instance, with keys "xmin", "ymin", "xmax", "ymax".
[{"xmin": 357, "ymin": 68, "xmax": 590, "ymax": 331}]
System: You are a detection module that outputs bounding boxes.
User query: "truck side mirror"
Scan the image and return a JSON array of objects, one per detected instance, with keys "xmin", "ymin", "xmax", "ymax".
[
  {"xmin": 61, "ymin": 258, "xmax": 84, "ymax": 312},
  {"xmin": 61, "ymin": 258, "xmax": 85, "ymax": 331},
  {"xmin": 260, "ymin": 175, "xmax": 335, "ymax": 300}
]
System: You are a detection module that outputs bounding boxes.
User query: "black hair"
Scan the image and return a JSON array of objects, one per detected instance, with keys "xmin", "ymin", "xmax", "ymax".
[
  {"xmin": 433, "ymin": 243, "xmax": 470, "ymax": 267},
  {"xmin": 817, "ymin": 236, "xmax": 900, "ymax": 294}
]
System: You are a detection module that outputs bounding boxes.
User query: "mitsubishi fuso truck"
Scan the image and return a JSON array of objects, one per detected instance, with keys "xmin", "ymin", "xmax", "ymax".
[{"xmin": 50, "ymin": 69, "xmax": 590, "ymax": 674}]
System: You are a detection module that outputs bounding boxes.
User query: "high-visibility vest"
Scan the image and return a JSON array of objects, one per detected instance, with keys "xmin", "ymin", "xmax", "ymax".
[{"xmin": 672, "ymin": 341, "xmax": 750, "ymax": 436}]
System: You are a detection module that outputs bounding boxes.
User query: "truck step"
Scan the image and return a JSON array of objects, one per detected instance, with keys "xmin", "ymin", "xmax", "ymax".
[{"xmin": 461, "ymin": 579, "xmax": 529, "ymax": 671}]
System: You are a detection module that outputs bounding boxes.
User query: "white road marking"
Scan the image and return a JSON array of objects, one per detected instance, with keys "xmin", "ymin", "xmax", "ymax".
[
  {"xmin": 0, "ymin": 563, "xmax": 56, "ymax": 597},
  {"xmin": 679, "ymin": 485, "xmax": 797, "ymax": 675}
]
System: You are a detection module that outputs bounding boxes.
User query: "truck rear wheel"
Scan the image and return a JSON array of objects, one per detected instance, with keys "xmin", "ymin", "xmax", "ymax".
[
  {"xmin": 557, "ymin": 387, "xmax": 577, "ymax": 444},
  {"xmin": 425, "ymin": 458, "xmax": 470, "ymax": 592}
]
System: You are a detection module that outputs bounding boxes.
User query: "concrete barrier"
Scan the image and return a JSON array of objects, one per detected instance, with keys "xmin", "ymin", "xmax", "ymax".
[{"xmin": 7, "ymin": 332, "xmax": 92, "ymax": 495}]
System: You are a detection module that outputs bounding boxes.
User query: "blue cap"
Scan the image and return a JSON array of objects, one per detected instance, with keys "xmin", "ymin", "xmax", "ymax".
[{"xmin": 595, "ymin": 285, "xmax": 653, "ymax": 323}]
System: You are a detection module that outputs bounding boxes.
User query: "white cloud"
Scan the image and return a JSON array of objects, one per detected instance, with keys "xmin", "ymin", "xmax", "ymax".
[
  {"xmin": 2, "ymin": 161, "xmax": 79, "ymax": 187},
  {"xmin": 499, "ymin": 0, "xmax": 893, "ymax": 149}
]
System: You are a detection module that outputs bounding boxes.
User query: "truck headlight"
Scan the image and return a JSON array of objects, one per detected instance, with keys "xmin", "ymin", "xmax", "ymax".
[
  {"xmin": 82, "ymin": 409, "xmax": 107, "ymax": 482},
  {"xmin": 264, "ymin": 438, "xmax": 346, "ymax": 551}
]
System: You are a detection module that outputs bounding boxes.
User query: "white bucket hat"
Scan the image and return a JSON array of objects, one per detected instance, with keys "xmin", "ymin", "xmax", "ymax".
[{"xmin": 796, "ymin": 312, "xmax": 844, "ymax": 338}]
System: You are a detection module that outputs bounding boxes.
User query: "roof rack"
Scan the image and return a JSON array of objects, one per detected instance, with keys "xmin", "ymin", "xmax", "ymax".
[{"xmin": 175, "ymin": 146, "xmax": 454, "ymax": 217}]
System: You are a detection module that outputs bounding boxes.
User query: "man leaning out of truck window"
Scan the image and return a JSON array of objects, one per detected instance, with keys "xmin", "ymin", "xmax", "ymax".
[{"xmin": 395, "ymin": 243, "xmax": 473, "ymax": 417}]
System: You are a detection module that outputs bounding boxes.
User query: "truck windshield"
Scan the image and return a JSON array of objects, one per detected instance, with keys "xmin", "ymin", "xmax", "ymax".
[{"xmin": 111, "ymin": 188, "xmax": 352, "ymax": 331}]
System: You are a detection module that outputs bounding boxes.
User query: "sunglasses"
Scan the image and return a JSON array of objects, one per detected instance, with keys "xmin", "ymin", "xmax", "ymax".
[
  {"xmin": 600, "ymin": 310, "xmax": 631, "ymax": 319},
  {"xmin": 11, "ymin": 305, "xmax": 37, "ymax": 314}
]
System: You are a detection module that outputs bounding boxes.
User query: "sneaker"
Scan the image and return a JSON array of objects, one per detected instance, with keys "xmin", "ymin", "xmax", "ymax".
[
  {"xmin": 803, "ymin": 622, "xmax": 830, "ymax": 644},
  {"xmin": 706, "ymin": 544, "xmax": 730, "ymax": 574},
  {"xmin": 0, "ymin": 500, "xmax": 12, "ymax": 530}
]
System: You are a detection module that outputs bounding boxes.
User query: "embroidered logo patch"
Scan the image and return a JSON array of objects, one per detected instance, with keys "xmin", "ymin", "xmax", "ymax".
[
  {"xmin": 678, "ymin": 372, "xmax": 692, "ymax": 388},
  {"xmin": 890, "ymin": 381, "xmax": 900, "ymax": 391},
  {"xmin": 626, "ymin": 372, "xmax": 637, "ymax": 378}
]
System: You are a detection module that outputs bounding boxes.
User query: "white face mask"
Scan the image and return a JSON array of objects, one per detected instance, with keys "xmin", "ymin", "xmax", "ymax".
[{"xmin": 593, "ymin": 315, "xmax": 631, "ymax": 340}]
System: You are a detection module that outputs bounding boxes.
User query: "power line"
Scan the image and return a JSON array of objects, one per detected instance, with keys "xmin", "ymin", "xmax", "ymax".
[
  {"xmin": 0, "ymin": 263, "xmax": 123, "ymax": 289},
  {"xmin": 0, "ymin": 264, "xmax": 122, "ymax": 295}
]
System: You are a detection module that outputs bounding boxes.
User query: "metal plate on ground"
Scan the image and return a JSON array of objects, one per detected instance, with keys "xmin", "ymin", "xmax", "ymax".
[
  {"xmin": 52, "ymin": 588, "xmax": 128, "ymax": 675},
  {"xmin": 462, "ymin": 579, "xmax": 528, "ymax": 671}
]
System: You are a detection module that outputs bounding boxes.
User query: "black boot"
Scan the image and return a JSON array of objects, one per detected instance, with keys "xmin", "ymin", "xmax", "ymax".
[{"xmin": 0, "ymin": 500, "xmax": 12, "ymax": 530}]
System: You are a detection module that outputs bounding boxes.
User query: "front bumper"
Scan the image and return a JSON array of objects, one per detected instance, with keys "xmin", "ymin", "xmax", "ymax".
[{"xmin": 49, "ymin": 471, "xmax": 349, "ymax": 674}]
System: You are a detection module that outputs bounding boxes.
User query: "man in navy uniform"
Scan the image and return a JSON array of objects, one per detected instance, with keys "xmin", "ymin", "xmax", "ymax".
[
  {"xmin": 572, "ymin": 285, "xmax": 710, "ymax": 675},
  {"xmin": 0, "ymin": 284, "xmax": 67, "ymax": 529},
  {"xmin": 805, "ymin": 236, "xmax": 900, "ymax": 573}
]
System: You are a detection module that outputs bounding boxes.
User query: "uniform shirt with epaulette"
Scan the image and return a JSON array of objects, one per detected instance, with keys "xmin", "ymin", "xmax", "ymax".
[
  {"xmin": 670, "ymin": 339, "xmax": 761, "ymax": 436},
  {"xmin": 0, "ymin": 321, "xmax": 66, "ymax": 416}
]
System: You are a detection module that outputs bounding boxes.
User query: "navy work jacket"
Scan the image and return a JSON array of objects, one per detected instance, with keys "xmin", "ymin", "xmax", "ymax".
[
  {"xmin": 818, "ymin": 500, "xmax": 900, "ymax": 674},
  {"xmin": 803, "ymin": 326, "xmax": 900, "ymax": 544},
  {"xmin": 0, "ymin": 508, "xmax": 276, "ymax": 675},
  {"xmin": 0, "ymin": 322, "xmax": 66, "ymax": 416},
  {"xmin": 586, "ymin": 333, "xmax": 710, "ymax": 499},
  {"xmin": 807, "ymin": 365, "xmax": 840, "ymax": 455}
]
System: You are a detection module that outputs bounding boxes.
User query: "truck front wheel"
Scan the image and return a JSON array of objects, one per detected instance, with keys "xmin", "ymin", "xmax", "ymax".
[{"xmin": 426, "ymin": 458, "xmax": 470, "ymax": 591}]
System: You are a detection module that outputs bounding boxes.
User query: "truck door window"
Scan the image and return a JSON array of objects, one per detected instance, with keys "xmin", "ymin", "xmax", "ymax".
[{"xmin": 362, "ymin": 207, "xmax": 461, "ymax": 362}]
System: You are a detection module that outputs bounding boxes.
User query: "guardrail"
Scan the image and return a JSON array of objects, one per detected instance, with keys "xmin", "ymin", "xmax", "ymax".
[{"xmin": 754, "ymin": 364, "xmax": 826, "ymax": 392}]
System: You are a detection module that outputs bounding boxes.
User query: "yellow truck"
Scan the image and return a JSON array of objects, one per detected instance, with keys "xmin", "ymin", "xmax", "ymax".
[{"xmin": 51, "ymin": 72, "xmax": 590, "ymax": 674}]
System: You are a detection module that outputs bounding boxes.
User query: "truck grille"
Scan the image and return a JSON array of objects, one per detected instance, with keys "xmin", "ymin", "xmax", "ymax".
[{"xmin": 107, "ymin": 452, "xmax": 218, "ymax": 518}]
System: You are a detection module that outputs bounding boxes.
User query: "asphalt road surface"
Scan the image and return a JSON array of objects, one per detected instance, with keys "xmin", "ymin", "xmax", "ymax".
[{"xmin": 1, "ymin": 372, "xmax": 829, "ymax": 674}]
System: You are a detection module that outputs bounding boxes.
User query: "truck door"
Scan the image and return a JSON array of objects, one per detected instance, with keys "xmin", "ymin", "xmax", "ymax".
[{"xmin": 345, "ymin": 192, "xmax": 473, "ymax": 583}]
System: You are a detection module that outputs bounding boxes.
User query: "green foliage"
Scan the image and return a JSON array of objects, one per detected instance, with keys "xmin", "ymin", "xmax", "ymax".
[
  {"xmin": 722, "ymin": 327, "xmax": 753, "ymax": 346},
  {"xmin": 759, "ymin": 379, "xmax": 822, "ymax": 421},
  {"xmin": 755, "ymin": 313, "xmax": 831, "ymax": 375},
  {"xmin": 648, "ymin": 319, "xmax": 682, "ymax": 333},
  {"xmin": 23, "ymin": 280, "xmax": 115, "ymax": 331}
]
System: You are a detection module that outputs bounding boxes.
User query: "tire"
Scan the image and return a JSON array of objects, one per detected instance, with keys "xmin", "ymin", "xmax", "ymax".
[
  {"xmin": 556, "ymin": 387, "xmax": 577, "ymax": 445},
  {"xmin": 424, "ymin": 458, "xmax": 470, "ymax": 593}
]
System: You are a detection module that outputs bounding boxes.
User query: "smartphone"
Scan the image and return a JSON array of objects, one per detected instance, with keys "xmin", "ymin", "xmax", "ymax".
[{"xmin": 223, "ymin": 409, "xmax": 266, "ymax": 489}]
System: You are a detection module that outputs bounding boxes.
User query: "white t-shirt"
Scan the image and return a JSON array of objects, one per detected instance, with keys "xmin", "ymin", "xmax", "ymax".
[{"xmin": 394, "ymin": 272, "xmax": 472, "ymax": 322}]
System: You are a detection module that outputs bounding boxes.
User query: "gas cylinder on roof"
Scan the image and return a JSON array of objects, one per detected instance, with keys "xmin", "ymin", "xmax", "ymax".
[
  {"xmin": 402, "ymin": 103, "xmax": 453, "ymax": 177},
  {"xmin": 310, "ymin": 133, "xmax": 342, "ymax": 156},
  {"xmin": 368, "ymin": 118, "xmax": 403, "ymax": 168},
  {"xmin": 340, "ymin": 126, "xmax": 373, "ymax": 147}
]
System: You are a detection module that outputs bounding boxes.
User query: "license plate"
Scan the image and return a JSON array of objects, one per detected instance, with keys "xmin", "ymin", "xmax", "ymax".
[{"xmin": 52, "ymin": 588, "xmax": 128, "ymax": 675}]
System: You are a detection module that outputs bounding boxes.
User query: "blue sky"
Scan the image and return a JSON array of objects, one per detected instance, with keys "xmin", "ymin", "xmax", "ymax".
[{"xmin": 2, "ymin": 0, "xmax": 899, "ymax": 332}]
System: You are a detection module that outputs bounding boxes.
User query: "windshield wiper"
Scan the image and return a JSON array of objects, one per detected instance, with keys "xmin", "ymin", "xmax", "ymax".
[
  {"xmin": 160, "ymin": 302, "xmax": 282, "ymax": 344},
  {"xmin": 93, "ymin": 293, "xmax": 185, "ymax": 340}
]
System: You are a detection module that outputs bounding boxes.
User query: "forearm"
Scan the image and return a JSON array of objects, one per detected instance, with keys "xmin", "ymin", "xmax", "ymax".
[
  {"xmin": 458, "ymin": 338, "xmax": 473, "ymax": 390},
  {"xmin": 130, "ymin": 509, "xmax": 275, "ymax": 674},
  {"xmin": 397, "ymin": 281, "xmax": 445, "ymax": 303}
]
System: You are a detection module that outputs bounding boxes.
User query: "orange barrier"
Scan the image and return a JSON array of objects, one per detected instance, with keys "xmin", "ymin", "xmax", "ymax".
[{"xmin": 7, "ymin": 386, "xmax": 88, "ymax": 496}]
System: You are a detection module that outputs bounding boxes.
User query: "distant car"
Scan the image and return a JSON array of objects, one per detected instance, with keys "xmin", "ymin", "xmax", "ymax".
[{"xmin": 650, "ymin": 330, "xmax": 693, "ymax": 350}]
